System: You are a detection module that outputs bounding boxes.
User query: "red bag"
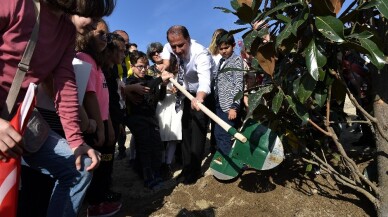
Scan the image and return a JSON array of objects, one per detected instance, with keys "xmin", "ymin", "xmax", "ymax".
[{"xmin": 0, "ymin": 83, "xmax": 37, "ymax": 217}]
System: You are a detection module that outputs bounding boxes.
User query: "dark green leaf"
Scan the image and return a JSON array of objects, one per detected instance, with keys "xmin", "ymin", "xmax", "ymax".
[
  {"xmin": 314, "ymin": 88, "xmax": 328, "ymax": 108},
  {"xmin": 292, "ymin": 19, "xmax": 305, "ymax": 36},
  {"xmin": 229, "ymin": 27, "xmax": 249, "ymax": 35},
  {"xmin": 315, "ymin": 16, "xmax": 345, "ymax": 43},
  {"xmin": 244, "ymin": 28, "xmax": 268, "ymax": 52},
  {"xmin": 214, "ymin": 7, "xmax": 235, "ymax": 14},
  {"xmin": 342, "ymin": 41, "xmax": 369, "ymax": 55},
  {"xmin": 316, "ymin": 46, "xmax": 327, "ymax": 68},
  {"xmin": 230, "ymin": 0, "xmax": 240, "ymax": 11},
  {"xmin": 275, "ymin": 22, "xmax": 293, "ymax": 48},
  {"xmin": 292, "ymin": 76, "xmax": 301, "ymax": 97},
  {"xmin": 375, "ymin": 0, "xmax": 388, "ymax": 18},
  {"xmin": 236, "ymin": 4, "xmax": 254, "ymax": 23},
  {"xmin": 360, "ymin": 0, "xmax": 379, "ymax": 9},
  {"xmin": 272, "ymin": 90, "xmax": 284, "ymax": 114},
  {"xmin": 305, "ymin": 39, "xmax": 320, "ymax": 81},
  {"xmin": 261, "ymin": 2, "xmax": 300, "ymax": 20},
  {"xmin": 235, "ymin": 19, "xmax": 248, "ymax": 25},
  {"xmin": 361, "ymin": 0, "xmax": 388, "ymax": 18},
  {"xmin": 359, "ymin": 38, "xmax": 387, "ymax": 69},
  {"xmin": 276, "ymin": 14, "xmax": 292, "ymax": 23},
  {"xmin": 297, "ymin": 74, "xmax": 317, "ymax": 104},
  {"xmin": 318, "ymin": 68, "xmax": 326, "ymax": 81},
  {"xmin": 251, "ymin": 58, "xmax": 260, "ymax": 69},
  {"xmin": 247, "ymin": 85, "xmax": 273, "ymax": 117},
  {"xmin": 285, "ymin": 95, "xmax": 309, "ymax": 124},
  {"xmin": 291, "ymin": 7, "xmax": 308, "ymax": 36},
  {"xmin": 251, "ymin": 0, "xmax": 260, "ymax": 12},
  {"xmin": 346, "ymin": 31, "xmax": 374, "ymax": 39}
]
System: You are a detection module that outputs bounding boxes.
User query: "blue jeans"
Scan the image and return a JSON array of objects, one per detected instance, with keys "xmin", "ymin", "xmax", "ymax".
[
  {"xmin": 214, "ymin": 104, "xmax": 237, "ymax": 155},
  {"xmin": 21, "ymin": 130, "xmax": 93, "ymax": 217}
]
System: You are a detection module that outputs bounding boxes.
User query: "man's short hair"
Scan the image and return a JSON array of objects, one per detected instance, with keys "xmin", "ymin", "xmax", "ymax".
[{"xmin": 166, "ymin": 25, "xmax": 190, "ymax": 42}]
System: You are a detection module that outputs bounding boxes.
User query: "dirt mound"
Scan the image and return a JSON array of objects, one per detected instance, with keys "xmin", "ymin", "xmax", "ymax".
[
  {"xmin": 80, "ymin": 99, "xmax": 376, "ymax": 217},
  {"xmin": 101, "ymin": 146, "xmax": 375, "ymax": 217}
]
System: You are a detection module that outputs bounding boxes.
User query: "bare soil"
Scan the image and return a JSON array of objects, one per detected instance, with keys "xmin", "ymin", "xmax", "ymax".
[{"xmin": 81, "ymin": 97, "xmax": 377, "ymax": 217}]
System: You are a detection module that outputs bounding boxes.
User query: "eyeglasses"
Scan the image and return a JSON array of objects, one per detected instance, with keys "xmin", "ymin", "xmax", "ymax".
[
  {"xmin": 133, "ymin": 65, "xmax": 148, "ymax": 71},
  {"xmin": 150, "ymin": 51, "xmax": 162, "ymax": 56}
]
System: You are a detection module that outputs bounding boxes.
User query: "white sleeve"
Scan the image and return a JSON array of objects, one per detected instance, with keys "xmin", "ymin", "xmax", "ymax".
[
  {"xmin": 161, "ymin": 43, "xmax": 171, "ymax": 60},
  {"xmin": 195, "ymin": 51, "xmax": 213, "ymax": 94}
]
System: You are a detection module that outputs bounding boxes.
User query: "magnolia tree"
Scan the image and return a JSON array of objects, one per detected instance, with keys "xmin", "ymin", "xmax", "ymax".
[{"xmin": 216, "ymin": 0, "xmax": 388, "ymax": 215}]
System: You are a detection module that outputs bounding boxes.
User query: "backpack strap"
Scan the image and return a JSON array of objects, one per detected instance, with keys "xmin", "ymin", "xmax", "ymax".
[{"xmin": 1, "ymin": 0, "xmax": 41, "ymax": 120}]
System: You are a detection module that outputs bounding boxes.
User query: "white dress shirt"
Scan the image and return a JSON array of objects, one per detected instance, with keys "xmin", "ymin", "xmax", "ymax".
[{"xmin": 162, "ymin": 39, "xmax": 216, "ymax": 95}]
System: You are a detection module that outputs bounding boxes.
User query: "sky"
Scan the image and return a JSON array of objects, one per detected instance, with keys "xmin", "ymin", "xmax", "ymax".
[
  {"xmin": 104, "ymin": 0, "xmax": 246, "ymax": 53},
  {"xmin": 104, "ymin": 0, "xmax": 352, "ymax": 54}
]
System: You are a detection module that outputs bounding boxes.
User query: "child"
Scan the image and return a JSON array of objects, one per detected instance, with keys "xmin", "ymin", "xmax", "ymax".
[
  {"xmin": 125, "ymin": 50, "xmax": 173, "ymax": 190},
  {"xmin": 102, "ymin": 33, "xmax": 128, "ymax": 180},
  {"xmin": 76, "ymin": 19, "xmax": 122, "ymax": 216},
  {"xmin": 155, "ymin": 53, "xmax": 183, "ymax": 180},
  {"xmin": 214, "ymin": 30, "xmax": 244, "ymax": 155}
]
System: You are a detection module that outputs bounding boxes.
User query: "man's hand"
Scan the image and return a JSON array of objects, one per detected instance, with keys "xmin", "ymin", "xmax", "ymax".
[
  {"xmin": 191, "ymin": 92, "xmax": 207, "ymax": 111},
  {"xmin": 191, "ymin": 97, "xmax": 204, "ymax": 111},
  {"xmin": 0, "ymin": 118, "xmax": 23, "ymax": 161},
  {"xmin": 72, "ymin": 143, "xmax": 101, "ymax": 171}
]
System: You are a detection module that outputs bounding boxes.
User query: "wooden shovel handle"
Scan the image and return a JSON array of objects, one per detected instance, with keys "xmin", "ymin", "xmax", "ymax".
[{"xmin": 169, "ymin": 78, "xmax": 247, "ymax": 143}]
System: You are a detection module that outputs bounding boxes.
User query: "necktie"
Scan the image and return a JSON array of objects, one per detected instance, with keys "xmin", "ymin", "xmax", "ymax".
[
  {"xmin": 218, "ymin": 58, "xmax": 225, "ymax": 72},
  {"xmin": 214, "ymin": 58, "xmax": 225, "ymax": 99},
  {"xmin": 175, "ymin": 59, "xmax": 185, "ymax": 113}
]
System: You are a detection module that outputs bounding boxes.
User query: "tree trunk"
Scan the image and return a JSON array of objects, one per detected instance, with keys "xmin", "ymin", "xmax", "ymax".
[
  {"xmin": 371, "ymin": 16, "xmax": 388, "ymax": 217},
  {"xmin": 373, "ymin": 94, "xmax": 388, "ymax": 217}
]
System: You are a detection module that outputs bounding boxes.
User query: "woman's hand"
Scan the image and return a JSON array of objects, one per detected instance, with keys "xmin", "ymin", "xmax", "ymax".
[
  {"xmin": 72, "ymin": 143, "xmax": 101, "ymax": 171},
  {"xmin": 0, "ymin": 118, "xmax": 23, "ymax": 161}
]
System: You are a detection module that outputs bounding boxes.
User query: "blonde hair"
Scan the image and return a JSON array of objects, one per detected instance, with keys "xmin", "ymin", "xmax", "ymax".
[{"xmin": 208, "ymin": 28, "xmax": 226, "ymax": 56}]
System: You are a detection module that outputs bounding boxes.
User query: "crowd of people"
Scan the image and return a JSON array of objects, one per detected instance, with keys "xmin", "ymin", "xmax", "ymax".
[
  {"xmin": 0, "ymin": 1, "xmax": 267, "ymax": 217},
  {"xmin": 1, "ymin": 1, "xmax": 375, "ymax": 217}
]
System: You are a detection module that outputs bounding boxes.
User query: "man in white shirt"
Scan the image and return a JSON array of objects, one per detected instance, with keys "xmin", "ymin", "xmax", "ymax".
[{"xmin": 162, "ymin": 25, "xmax": 216, "ymax": 184}]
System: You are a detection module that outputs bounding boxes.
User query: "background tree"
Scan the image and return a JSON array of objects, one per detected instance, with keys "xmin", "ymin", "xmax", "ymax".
[{"xmin": 216, "ymin": 0, "xmax": 387, "ymax": 215}]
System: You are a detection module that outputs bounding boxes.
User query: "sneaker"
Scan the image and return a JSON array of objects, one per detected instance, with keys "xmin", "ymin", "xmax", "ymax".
[{"xmin": 87, "ymin": 201, "xmax": 122, "ymax": 217}]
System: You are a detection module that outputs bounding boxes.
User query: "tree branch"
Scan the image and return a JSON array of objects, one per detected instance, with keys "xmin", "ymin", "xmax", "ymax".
[
  {"xmin": 303, "ymin": 150, "xmax": 380, "ymax": 210},
  {"xmin": 327, "ymin": 126, "xmax": 380, "ymax": 195},
  {"xmin": 308, "ymin": 119, "xmax": 332, "ymax": 137}
]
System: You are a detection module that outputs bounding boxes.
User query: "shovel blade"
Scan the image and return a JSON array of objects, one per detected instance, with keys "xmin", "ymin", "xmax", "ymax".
[{"xmin": 210, "ymin": 119, "xmax": 284, "ymax": 180}]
